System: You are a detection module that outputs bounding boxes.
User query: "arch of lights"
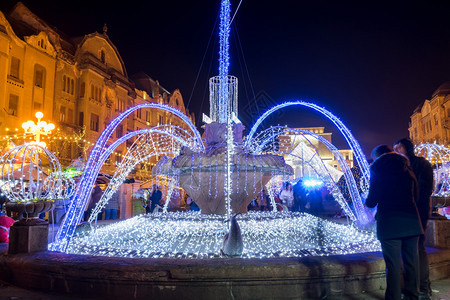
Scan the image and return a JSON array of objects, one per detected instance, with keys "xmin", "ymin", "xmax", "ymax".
[
  {"xmin": 415, "ymin": 143, "xmax": 450, "ymax": 196},
  {"xmin": 245, "ymin": 101, "xmax": 370, "ymax": 186},
  {"xmin": 88, "ymin": 126, "xmax": 192, "ymax": 223},
  {"xmin": 253, "ymin": 127, "xmax": 360, "ymax": 222},
  {"xmin": 52, "ymin": 103, "xmax": 203, "ymax": 252}
]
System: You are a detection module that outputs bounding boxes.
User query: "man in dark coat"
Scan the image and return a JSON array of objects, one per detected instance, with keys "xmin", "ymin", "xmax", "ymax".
[
  {"xmin": 366, "ymin": 145, "xmax": 423, "ymax": 300},
  {"xmin": 293, "ymin": 179, "xmax": 307, "ymax": 212},
  {"xmin": 150, "ymin": 185, "xmax": 162, "ymax": 213},
  {"xmin": 394, "ymin": 138, "xmax": 434, "ymax": 300}
]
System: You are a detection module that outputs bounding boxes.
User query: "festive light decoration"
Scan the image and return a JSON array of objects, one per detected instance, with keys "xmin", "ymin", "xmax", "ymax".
[
  {"xmin": 0, "ymin": 113, "xmax": 69, "ymax": 204},
  {"xmin": 249, "ymin": 126, "xmax": 364, "ymax": 222},
  {"xmin": 52, "ymin": 0, "xmax": 374, "ymax": 258},
  {"xmin": 303, "ymin": 178, "xmax": 324, "ymax": 188},
  {"xmin": 52, "ymin": 103, "xmax": 203, "ymax": 252},
  {"xmin": 61, "ymin": 211, "xmax": 380, "ymax": 259},
  {"xmin": 244, "ymin": 101, "xmax": 370, "ymax": 188},
  {"xmin": 0, "ymin": 143, "xmax": 63, "ymax": 202},
  {"xmin": 415, "ymin": 143, "xmax": 450, "ymax": 196},
  {"xmin": 88, "ymin": 126, "xmax": 192, "ymax": 223}
]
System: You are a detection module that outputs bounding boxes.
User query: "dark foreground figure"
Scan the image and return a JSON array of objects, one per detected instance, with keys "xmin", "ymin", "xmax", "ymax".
[
  {"xmin": 394, "ymin": 138, "xmax": 434, "ymax": 300},
  {"xmin": 366, "ymin": 145, "xmax": 423, "ymax": 300}
]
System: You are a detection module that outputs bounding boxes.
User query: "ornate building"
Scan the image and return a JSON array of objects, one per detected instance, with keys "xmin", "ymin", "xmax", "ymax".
[
  {"xmin": 409, "ymin": 81, "xmax": 450, "ymax": 145},
  {"xmin": 0, "ymin": 3, "xmax": 195, "ymax": 179}
]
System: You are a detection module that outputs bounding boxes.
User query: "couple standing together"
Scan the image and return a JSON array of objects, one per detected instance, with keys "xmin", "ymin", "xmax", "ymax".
[{"xmin": 366, "ymin": 138, "xmax": 433, "ymax": 300}]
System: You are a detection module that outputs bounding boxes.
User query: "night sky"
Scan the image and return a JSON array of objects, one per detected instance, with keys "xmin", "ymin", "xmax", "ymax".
[{"xmin": 3, "ymin": 0, "xmax": 450, "ymax": 156}]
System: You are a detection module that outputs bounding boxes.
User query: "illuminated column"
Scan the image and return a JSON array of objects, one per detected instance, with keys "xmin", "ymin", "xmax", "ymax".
[{"xmin": 218, "ymin": 0, "xmax": 231, "ymax": 123}]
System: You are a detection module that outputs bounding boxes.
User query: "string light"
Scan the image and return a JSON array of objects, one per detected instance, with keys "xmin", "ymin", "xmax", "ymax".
[
  {"xmin": 52, "ymin": 103, "xmax": 203, "ymax": 252},
  {"xmin": 415, "ymin": 143, "xmax": 450, "ymax": 196},
  {"xmin": 61, "ymin": 211, "xmax": 380, "ymax": 259}
]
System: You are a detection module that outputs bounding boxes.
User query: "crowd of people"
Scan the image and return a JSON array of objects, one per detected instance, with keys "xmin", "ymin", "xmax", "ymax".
[
  {"xmin": 83, "ymin": 183, "xmax": 122, "ymax": 221},
  {"xmin": 247, "ymin": 180, "xmax": 329, "ymax": 216}
]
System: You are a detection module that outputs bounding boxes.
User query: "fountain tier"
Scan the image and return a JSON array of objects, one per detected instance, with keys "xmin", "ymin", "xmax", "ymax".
[{"xmin": 153, "ymin": 122, "xmax": 293, "ymax": 214}]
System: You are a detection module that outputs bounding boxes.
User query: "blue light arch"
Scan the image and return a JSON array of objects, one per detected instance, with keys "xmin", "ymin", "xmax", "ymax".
[
  {"xmin": 245, "ymin": 101, "xmax": 369, "ymax": 185},
  {"xmin": 51, "ymin": 103, "xmax": 203, "ymax": 252}
]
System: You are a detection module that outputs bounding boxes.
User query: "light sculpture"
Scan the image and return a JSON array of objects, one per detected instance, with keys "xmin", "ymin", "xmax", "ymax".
[
  {"xmin": 245, "ymin": 101, "xmax": 370, "ymax": 187},
  {"xmin": 52, "ymin": 104, "xmax": 203, "ymax": 252},
  {"xmin": 88, "ymin": 127, "xmax": 191, "ymax": 223},
  {"xmin": 250, "ymin": 126, "xmax": 367, "ymax": 223},
  {"xmin": 0, "ymin": 112, "xmax": 62, "ymax": 203},
  {"xmin": 51, "ymin": 0, "xmax": 376, "ymax": 257},
  {"xmin": 415, "ymin": 143, "xmax": 450, "ymax": 196}
]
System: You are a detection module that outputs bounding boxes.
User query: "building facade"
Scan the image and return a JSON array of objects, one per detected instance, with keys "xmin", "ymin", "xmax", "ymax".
[
  {"xmin": 409, "ymin": 81, "xmax": 450, "ymax": 145},
  {"xmin": 0, "ymin": 3, "xmax": 195, "ymax": 179}
]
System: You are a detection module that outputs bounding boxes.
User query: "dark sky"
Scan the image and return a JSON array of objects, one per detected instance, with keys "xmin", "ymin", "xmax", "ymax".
[{"xmin": 3, "ymin": 0, "xmax": 450, "ymax": 156}]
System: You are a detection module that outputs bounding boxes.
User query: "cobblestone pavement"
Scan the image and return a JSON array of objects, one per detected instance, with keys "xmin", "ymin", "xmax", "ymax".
[{"xmin": 1, "ymin": 278, "xmax": 450, "ymax": 300}]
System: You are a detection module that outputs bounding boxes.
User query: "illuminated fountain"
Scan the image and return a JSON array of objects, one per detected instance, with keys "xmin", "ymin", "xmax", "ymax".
[{"xmin": 51, "ymin": 0, "xmax": 378, "ymax": 258}]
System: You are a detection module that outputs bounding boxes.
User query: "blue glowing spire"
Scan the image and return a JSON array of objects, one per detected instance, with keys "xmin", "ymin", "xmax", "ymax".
[
  {"xmin": 206, "ymin": 0, "xmax": 239, "ymax": 124},
  {"xmin": 218, "ymin": 0, "xmax": 231, "ymax": 123}
]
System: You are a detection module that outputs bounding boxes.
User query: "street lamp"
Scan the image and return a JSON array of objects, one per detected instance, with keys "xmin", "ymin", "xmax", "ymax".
[{"xmin": 21, "ymin": 111, "xmax": 55, "ymax": 147}]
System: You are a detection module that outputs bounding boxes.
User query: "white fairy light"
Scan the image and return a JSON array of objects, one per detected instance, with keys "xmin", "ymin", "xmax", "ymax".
[
  {"xmin": 62, "ymin": 211, "xmax": 380, "ymax": 259},
  {"xmin": 415, "ymin": 143, "xmax": 450, "ymax": 196}
]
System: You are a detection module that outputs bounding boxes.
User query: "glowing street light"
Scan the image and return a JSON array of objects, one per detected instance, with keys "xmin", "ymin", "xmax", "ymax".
[{"xmin": 21, "ymin": 112, "xmax": 55, "ymax": 147}]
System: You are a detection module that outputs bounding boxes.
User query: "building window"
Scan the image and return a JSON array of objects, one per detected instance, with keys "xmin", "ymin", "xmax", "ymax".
[
  {"xmin": 70, "ymin": 79, "xmax": 74, "ymax": 95},
  {"xmin": 137, "ymin": 109, "xmax": 142, "ymax": 119},
  {"xmin": 38, "ymin": 39, "xmax": 46, "ymax": 49},
  {"xmin": 10, "ymin": 57, "xmax": 20, "ymax": 79},
  {"xmin": 158, "ymin": 115, "xmax": 163, "ymax": 125},
  {"xmin": 66, "ymin": 77, "xmax": 70, "ymax": 93},
  {"xmin": 115, "ymin": 151, "xmax": 122, "ymax": 164},
  {"xmin": 90, "ymin": 85, "xmax": 102, "ymax": 101},
  {"xmin": 116, "ymin": 98, "xmax": 125, "ymax": 112},
  {"xmin": 146, "ymin": 111, "xmax": 151, "ymax": 122},
  {"xmin": 67, "ymin": 108, "xmax": 73, "ymax": 123},
  {"xmin": 90, "ymin": 113, "xmax": 99, "ymax": 132},
  {"xmin": 62, "ymin": 75, "xmax": 66, "ymax": 92},
  {"xmin": 8, "ymin": 94, "xmax": 19, "ymax": 116},
  {"xmin": 116, "ymin": 125, "xmax": 123, "ymax": 138},
  {"xmin": 435, "ymin": 114, "xmax": 439, "ymax": 126},
  {"xmin": 34, "ymin": 68, "xmax": 44, "ymax": 88},
  {"xmin": 79, "ymin": 112, "xmax": 84, "ymax": 127},
  {"xmin": 60, "ymin": 106, "xmax": 66, "ymax": 122},
  {"xmin": 100, "ymin": 50, "xmax": 105, "ymax": 63},
  {"xmin": 80, "ymin": 82, "xmax": 85, "ymax": 98}
]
